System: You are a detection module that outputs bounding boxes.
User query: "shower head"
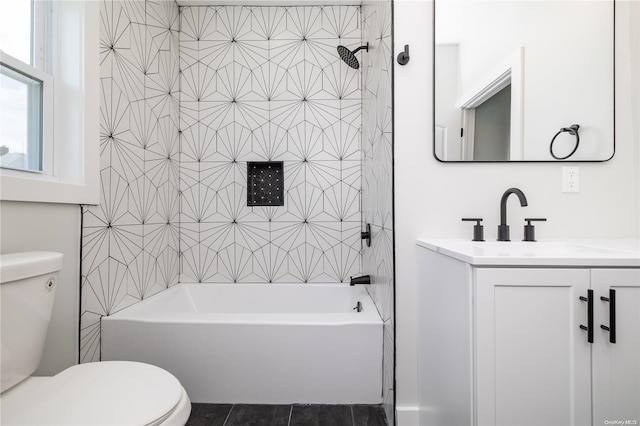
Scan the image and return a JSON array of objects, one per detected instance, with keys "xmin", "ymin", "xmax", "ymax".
[{"xmin": 337, "ymin": 43, "xmax": 369, "ymax": 69}]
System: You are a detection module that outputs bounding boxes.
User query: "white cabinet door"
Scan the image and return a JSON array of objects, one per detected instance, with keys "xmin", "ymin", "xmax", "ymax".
[
  {"xmin": 475, "ymin": 268, "xmax": 592, "ymax": 426},
  {"xmin": 592, "ymin": 269, "xmax": 640, "ymax": 426}
]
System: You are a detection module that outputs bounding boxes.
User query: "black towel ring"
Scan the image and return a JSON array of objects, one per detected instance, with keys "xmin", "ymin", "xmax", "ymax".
[{"xmin": 550, "ymin": 124, "xmax": 580, "ymax": 160}]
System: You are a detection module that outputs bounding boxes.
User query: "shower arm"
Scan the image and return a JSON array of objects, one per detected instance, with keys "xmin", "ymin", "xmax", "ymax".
[{"xmin": 352, "ymin": 43, "xmax": 369, "ymax": 54}]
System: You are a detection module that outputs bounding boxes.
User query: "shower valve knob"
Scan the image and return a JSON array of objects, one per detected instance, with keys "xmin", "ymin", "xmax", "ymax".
[{"xmin": 361, "ymin": 223, "xmax": 371, "ymax": 247}]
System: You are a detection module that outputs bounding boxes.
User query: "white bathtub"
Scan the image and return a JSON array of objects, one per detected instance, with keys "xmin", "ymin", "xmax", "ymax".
[{"xmin": 101, "ymin": 283, "xmax": 383, "ymax": 404}]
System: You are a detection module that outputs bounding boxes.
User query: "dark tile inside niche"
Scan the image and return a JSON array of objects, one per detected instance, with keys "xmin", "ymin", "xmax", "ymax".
[{"xmin": 247, "ymin": 162, "xmax": 284, "ymax": 207}]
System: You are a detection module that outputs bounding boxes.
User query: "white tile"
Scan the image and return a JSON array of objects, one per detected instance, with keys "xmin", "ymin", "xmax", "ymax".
[
  {"xmin": 156, "ymin": 244, "xmax": 179, "ymax": 287},
  {"xmin": 198, "ymin": 101, "xmax": 235, "ymax": 130},
  {"xmin": 269, "ymin": 39, "xmax": 305, "ymax": 72},
  {"xmin": 250, "ymin": 122, "xmax": 292, "ymax": 161},
  {"xmin": 269, "ymin": 99, "xmax": 306, "ymax": 130},
  {"xmin": 252, "ymin": 61, "xmax": 289, "ymax": 102},
  {"xmin": 234, "ymin": 40, "xmax": 269, "ymax": 71},
  {"xmin": 198, "ymin": 39, "xmax": 234, "ymax": 70},
  {"xmin": 284, "ymin": 122, "xmax": 323, "ymax": 161},
  {"xmin": 304, "ymin": 38, "xmax": 340, "ymax": 71},
  {"xmin": 322, "ymin": 6, "xmax": 361, "ymax": 39},
  {"xmin": 285, "ymin": 61, "xmax": 323, "ymax": 101},
  {"xmin": 323, "ymin": 60, "xmax": 360, "ymax": 101},
  {"xmin": 249, "ymin": 6, "xmax": 288, "ymax": 41},
  {"xmin": 118, "ymin": 0, "xmax": 145, "ymax": 26},
  {"xmin": 323, "ymin": 120, "xmax": 360, "ymax": 160},
  {"xmin": 243, "ymin": 101, "xmax": 274, "ymax": 132}
]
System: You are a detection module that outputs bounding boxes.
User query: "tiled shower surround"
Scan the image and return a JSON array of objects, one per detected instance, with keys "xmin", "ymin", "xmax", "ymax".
[
  {"xmin": 178, "ymin": 5, "xmax": 362, "ymax": 283},
  {"xmin": 82, "ymin": 0, "xmax": 181, "ymax": 362},
  {"xmin": 361, "ymin": 0, "xmax": 394, "ymax": 420},
  {"xmin": 82, "ymin": 0, "xmax": 393, "ymax": 420}
]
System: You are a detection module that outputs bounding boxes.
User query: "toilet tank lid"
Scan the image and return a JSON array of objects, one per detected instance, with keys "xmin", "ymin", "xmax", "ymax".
[{"xmin": 0, "ymin": 252, "xmax": 64, "ymax": 284}]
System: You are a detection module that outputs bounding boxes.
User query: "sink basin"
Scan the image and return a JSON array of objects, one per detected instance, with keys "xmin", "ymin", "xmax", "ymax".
[{"xmin": 462, "ymin": 241, "xmax": 632, "ymax": 257}]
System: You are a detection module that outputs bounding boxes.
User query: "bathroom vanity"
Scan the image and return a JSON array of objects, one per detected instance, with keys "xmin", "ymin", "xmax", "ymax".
[{"xmin": 416, "ymin": 240, "xmax": 640, "ymax": 426}]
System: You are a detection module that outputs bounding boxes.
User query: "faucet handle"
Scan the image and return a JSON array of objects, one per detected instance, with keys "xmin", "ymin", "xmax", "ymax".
[
  {"xmin": 523, "ymin": 218, "xmax": 547, "ymax": 242},
  {"xmin": 462, "ymin": 218, "xmax": 485, "ymax": 242}
]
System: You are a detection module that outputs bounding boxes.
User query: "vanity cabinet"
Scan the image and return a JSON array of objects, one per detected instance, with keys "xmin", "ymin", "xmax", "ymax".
[{"xmin": 417, "ymin": 244, "xmax": 640, "ymax": 426}]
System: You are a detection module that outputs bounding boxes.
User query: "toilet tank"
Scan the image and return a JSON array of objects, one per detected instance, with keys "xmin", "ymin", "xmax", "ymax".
[{"xmin": 0, "ymin": 252, "xmax": 63, "ymax": 393}]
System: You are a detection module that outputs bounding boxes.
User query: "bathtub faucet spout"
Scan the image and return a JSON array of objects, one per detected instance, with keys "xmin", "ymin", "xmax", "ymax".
[{"xmin": 350, "ymin": 275, "xmax": 371, "ymax": 286}]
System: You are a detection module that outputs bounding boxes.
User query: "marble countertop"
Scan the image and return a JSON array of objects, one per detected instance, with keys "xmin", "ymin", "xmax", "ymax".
[{"xmin": 416, "ymin": 239, "xmax": 640, "ymax": 267}]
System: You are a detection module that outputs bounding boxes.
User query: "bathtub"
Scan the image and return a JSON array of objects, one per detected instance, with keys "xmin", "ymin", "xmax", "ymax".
[{"xmin": 101, "ymin": 283, "xmax": 383, "ymax": 404}]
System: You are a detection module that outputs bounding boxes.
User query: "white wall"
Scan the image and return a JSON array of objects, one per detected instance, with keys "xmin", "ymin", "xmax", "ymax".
[
  {"xmin": 393, "ymin": 1, "xmax": 640, "ymax": 423},
  {"xmin": 0, "ymin": 201, "xmax": 80, "ymax": 375}
]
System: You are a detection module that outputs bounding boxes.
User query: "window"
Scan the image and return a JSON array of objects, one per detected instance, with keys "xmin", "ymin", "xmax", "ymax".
[
  {"xmin": 0, "ymin": 0, "xmax": 32, "ymax": 64},
  {"xmin": 0, "ymin": 1, "xmax": 99, "ymax": 204},
  {"xmin": 0, "ymin": 0, "xmax": 52, "ymax": 173},
  {"xmin": 1, "ymin": 53, "xmax": 53, "ymax": 173}
]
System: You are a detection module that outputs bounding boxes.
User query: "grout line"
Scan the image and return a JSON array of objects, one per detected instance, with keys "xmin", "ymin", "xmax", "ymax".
[{"xmin": 222, "ymin": 404, "xmax": 234, "ymax": 426}]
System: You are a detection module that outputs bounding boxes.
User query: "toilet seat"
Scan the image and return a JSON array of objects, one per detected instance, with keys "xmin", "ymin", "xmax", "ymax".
[{"xmin": 0, "ymin": 361, "xmax": 191, "ymax": 426}]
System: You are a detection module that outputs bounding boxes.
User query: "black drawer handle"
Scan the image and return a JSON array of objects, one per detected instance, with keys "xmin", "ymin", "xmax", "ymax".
[
  {"xmin": 579, "ymin": 290, "xmax": 594, "ymax": 343},
  {"xmin": 600, "ymin": 289, "xmax": 616, "ymax": 344}
]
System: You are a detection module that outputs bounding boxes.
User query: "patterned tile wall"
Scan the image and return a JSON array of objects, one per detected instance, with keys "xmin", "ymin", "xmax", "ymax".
[
  {"xmin": 361, "ymin": 0, "xmax": 394, "ymax": 421},
  {"xmin": 82, "ymin": 6, "xmax": 393, "ymax": 415},
  {"xmin": 178, "ymin": 5, "xmax": 363, "ymax": 284},
  {"xmin": 81, "ymin": 0, "xmax": 180, "ymax": 363}
]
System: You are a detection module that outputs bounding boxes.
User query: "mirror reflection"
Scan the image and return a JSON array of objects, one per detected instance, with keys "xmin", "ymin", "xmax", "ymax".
[{"xmin": 434, "ymin": 0, "xmax": 614, "ymax": 162}]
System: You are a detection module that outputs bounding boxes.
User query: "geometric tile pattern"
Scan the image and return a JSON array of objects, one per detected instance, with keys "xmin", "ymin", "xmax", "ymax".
[
  {"xmin": 361, "ymin": 0, "xmax": 394, "ymax": 421},
  {"xmin": 80, "ymin": 0, "xmax": 180, "ymax": 363},
  {"xmin": 82, "ymin": 5, "xmax": 393, "ymax": 407},
  {"xmin": 178, "ymin": 5, "xmax": 363, "ymax": 284}
]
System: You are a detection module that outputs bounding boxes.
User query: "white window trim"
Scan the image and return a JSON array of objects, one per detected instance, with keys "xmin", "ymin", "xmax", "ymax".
[{"xmin": 0, "ymin": 1, "xmax": 99, "ymax": 205}]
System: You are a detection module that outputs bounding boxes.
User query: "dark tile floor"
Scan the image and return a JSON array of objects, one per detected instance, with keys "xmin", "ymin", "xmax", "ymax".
[{"xmin": 186, "ymin": 403, "xmax": 388, "ymax": 426}]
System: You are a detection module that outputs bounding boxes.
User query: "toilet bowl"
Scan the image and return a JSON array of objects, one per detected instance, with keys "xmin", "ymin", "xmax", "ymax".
[
  {"xmin": 0, "ymin": 252, "xmax": 191, "ymax": 425},
  {"xmin": 1, "ymin": 361, "xmax": 191, "ymax": 425}
]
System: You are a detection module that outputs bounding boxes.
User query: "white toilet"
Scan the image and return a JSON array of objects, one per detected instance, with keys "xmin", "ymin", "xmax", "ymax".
[{"xmin": 0, "ymin": 252, "xmax": 192, "ymax": 425}]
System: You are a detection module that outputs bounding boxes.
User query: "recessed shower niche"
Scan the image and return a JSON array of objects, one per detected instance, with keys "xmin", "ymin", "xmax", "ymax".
[{"xmin": 247, "ymin": 162, "xmax": 284, "ymax": 207}]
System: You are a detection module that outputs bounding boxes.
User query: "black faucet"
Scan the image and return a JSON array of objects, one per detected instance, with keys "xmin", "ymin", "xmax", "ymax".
[{"xmin": 497, "ymin": 188, "xmax": 528, "ymax": 241}]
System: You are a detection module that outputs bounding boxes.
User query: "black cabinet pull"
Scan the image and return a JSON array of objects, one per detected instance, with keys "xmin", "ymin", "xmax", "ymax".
[
  {"xmin": 600, "ymin": 289, "xmax": 616, "ymax": 343},
  {"xmin": 579, "ymin": 290, "xmax": 594, "ymax": 343}
]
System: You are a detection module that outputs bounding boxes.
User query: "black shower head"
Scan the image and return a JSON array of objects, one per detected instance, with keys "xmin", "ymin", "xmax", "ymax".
[{"xmin": 337, "ymin": 43, "xmax": 369, "ymax": 69}]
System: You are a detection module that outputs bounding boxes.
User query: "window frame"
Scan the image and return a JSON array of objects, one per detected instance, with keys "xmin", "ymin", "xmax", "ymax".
[
  {"xmin": 0, "ymin": 0, "xmax": 99, "ymax": 205},
  {"xmin": 0, "ymin": 50, "xmax": 54, "ymax": 174}
]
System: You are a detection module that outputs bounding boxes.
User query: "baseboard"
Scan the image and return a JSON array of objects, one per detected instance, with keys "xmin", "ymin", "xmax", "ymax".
[{"xmin": 396, "ymin": 406, "xmax": 419, "ymax": 426}]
